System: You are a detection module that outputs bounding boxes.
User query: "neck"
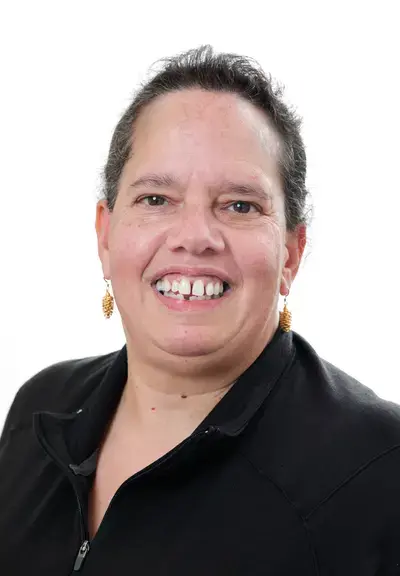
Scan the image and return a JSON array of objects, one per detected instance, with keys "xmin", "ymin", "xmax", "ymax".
[
  {"xmin": 117, "ymin": 319, "xmax": 278, "ymax": 434},
  {"xmin": 119, "ymin": 373, "xmax": 235, "ymax": 436}
]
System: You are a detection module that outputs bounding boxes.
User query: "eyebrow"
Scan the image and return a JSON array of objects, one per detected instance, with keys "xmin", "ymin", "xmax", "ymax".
[
  {"xmin": 129, "ymin": 173, "xmax": 273, "ymax": 203},
  {"xmin": 129, "ymin": 174, "xmax": 175, "ymax": 190},
  {"xmin": 217, "ymin": 180, "xmax": 273, "ymax": 203}
]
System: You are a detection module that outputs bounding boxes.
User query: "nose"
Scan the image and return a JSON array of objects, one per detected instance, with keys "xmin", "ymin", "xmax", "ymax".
[{"xmin": 165, "ymin": 201, "xmax": 225, "ymax": 255}]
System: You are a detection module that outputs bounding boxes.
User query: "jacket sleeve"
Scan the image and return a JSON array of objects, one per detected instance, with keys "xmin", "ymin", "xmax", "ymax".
[{"xmin": 307, "ymin": 446, "xmax": 400, "ymax": 573}]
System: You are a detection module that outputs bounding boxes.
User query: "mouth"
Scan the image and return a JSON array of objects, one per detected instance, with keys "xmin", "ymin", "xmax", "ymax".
[
  {"xmin": 153, "ymin": 279, "xmax": 231, "ymax": 300},
  {"xmin": 151, "ymin": 275, "xmax": 232, "ymax": 310}
]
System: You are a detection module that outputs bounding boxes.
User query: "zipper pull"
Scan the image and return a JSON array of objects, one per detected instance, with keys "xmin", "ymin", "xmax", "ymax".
[{"xmin": 73, "ymin": 540, "xmax": 90, "ymax": 571}]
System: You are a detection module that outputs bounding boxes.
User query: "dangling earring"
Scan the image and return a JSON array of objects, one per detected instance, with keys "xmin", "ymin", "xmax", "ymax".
[
  {"xmin": 102, "ymin": 278, "xmax": 114, "ymax": 319},
  {"xmin": 279, "ymin": 294, "xmax": 292, "ymax": 332}
]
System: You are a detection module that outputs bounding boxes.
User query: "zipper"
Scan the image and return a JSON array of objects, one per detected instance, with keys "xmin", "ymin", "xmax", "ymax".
[
  {"xmin": 34, "ymin": 442, "xmax": 91, "ymax": 572},
  {"xmin": 35, "ymin": 413, "xmax": 219, "ymax": 574},
  {"xmin": 33, "ymin": 414, "xmax": 90, "ymax": 571},
  {"xmin": 70, "ymin": 484, "xmax": 90, "ymax": 572},
  {"xmin": 70, "ymin": 426, "xmax": 218, "ymax": 572},
  {"xmin": 73, "ymin": 540, "xmax": 90, "ymax": 571}
]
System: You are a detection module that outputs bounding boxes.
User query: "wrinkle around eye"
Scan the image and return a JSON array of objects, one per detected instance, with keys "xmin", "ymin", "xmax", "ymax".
[
  {"xmin": 134, "ymin": 194, "xmax": 170, "ymax": 207},
  {"xmin": 130, "ymin": 195, "xmax": 271, "ymax": 221},
  {"xmin": 225, "ymin": 201, "xmax": 263, "ymax": 215}
]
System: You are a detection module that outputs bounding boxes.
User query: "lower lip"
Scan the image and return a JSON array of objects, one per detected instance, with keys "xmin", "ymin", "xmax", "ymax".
[{"xmin": 152, "ymin": 287, "xmax": 232, "ymax": 311}]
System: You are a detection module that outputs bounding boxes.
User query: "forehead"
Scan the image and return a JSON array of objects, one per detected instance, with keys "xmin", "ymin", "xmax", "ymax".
[
  {"xmin": 126, "ymin": 89, "xmax": 282, "ymax": 192},
  {"xmin": 136, "ymin": 88, "xmax": 280, "ymax": 150}
]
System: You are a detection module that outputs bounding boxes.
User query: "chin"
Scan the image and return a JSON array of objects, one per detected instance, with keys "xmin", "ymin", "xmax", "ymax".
[{"xmin": 153, "ymin": 331, "xmax": 229, "ymax": 358}]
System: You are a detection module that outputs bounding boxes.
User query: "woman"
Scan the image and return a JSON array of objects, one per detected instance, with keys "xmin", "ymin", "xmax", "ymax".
[{"xmin": 1, "ymin": 45, "xmax": 400, "ymax": 575}]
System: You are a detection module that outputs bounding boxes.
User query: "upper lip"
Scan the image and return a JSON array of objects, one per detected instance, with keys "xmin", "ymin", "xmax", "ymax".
[{"xmin": 149, "ymin": 266, "xmax": 234, "ymax": 286}]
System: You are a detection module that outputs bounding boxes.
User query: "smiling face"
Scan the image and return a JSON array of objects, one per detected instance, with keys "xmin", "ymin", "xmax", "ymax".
[{"xmin": 96, "ymin": 89, "xmax": 305, "ymax": 365}]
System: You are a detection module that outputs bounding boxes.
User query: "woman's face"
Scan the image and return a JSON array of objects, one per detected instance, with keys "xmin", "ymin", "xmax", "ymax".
[{"xmin": 96, "ymin": 89, "xmax": 304, "ymax": 362}]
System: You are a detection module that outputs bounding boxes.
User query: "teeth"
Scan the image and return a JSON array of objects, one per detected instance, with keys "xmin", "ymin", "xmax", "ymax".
[
  {"xmin": 155, "ymin": 276, "xmax": 229, "ymax": 298},
  {"xmin": 189, "ymin": 295, "xmax": 212, "ymax": 300},
  {"xmin": 205, "ymin": 282, "xmax": 214, "ymax": 296},
  {"xmin": 164, "ymin": 291, "xmax": 184, "ymax": 300},
  {"xmin": 192, "ymin": 279, "xmax": 205, "ymax": 296},
  {"xmin": 179, "ymin": 278, "xmax": 191, "ymax": 295}
]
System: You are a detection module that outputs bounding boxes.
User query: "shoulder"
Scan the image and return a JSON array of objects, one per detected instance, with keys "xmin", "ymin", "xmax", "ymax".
[
  {"xmin": 1, "ymin": 349, "xmax": 119, "ymax": 436},
  {"xmin": 247, "ymin": 331, "xmax": 400, "ymax": 513},
  {"xmin": 316, "ymin": 355, "xmax": 400, "ymax": 458},
  {"xmin": 293, "ymin": 331, "xmax": 400, "ymax": 436}
]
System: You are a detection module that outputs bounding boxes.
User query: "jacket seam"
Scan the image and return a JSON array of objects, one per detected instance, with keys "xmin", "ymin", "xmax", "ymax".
[
  {"xmin": 304, "ymin": 442, "xmax": 400, "ymax": 521},
  {"xmin": 238, "ymin": 450, "xmax": 320, "ymax": 575}
]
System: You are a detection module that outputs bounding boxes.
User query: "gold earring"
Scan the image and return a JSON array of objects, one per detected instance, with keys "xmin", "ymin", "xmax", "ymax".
[
  {"xmin": 102, "ymin": 278, "xmax": 114, "ymax": 319},
  {"xmin": 279, "ymin": 295, "xmax": 292, "ymax": 332}
]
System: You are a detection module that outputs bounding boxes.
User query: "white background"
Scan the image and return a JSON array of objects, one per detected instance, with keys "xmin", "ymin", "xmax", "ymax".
[{"xmin": 1, "ymin": 0, "xmax": 399, "ymax": 428}]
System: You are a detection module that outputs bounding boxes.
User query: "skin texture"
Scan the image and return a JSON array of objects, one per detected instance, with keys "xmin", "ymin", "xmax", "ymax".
[{"xmin": 95, "ymin": 88, "xmax": 306, "ymax": 403}]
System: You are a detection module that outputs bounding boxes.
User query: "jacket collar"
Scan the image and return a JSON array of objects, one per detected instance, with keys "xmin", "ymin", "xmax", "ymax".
[{"xmin": 34, "ymin": 327, "xmax": 295, "ymax": 472}]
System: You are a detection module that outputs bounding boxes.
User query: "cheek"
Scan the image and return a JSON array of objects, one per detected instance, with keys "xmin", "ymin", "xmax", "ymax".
[
  {"xmin": 237, "ymin": 228, "xmax": 283, "ymax": 283},
  {"xmin": 108, "ymin": 221, "xmax": 160, "ymax": 278}
]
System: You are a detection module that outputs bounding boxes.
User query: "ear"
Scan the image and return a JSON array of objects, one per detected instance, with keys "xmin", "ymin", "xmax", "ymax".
[
  {"xmin": 280, "ymin": 224, "xmax": 307, "ymax": 295},
  {"xmin": 95, "ymin": 200, "xmax": 112, "ymax": 279}
]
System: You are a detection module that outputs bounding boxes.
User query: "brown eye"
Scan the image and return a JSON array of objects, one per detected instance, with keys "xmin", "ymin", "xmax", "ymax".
[
  {"xmin": 227, "ymin": 201, "xmax": 259, "ymax": 214},
  {"xmin": 140, "ymin": 195, "xmax": 168, "ymax": 206}
]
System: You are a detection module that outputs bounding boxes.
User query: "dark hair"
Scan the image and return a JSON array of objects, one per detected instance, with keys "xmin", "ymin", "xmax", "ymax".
[{"xmin": 102, "ymin": 45, "xmax": 311, "ymax": 231}]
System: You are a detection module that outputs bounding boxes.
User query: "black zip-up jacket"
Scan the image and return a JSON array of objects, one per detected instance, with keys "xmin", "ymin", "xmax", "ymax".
[{"xmin": 1, "ymin": 328, "xmax": 400, "ymax": 575}]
